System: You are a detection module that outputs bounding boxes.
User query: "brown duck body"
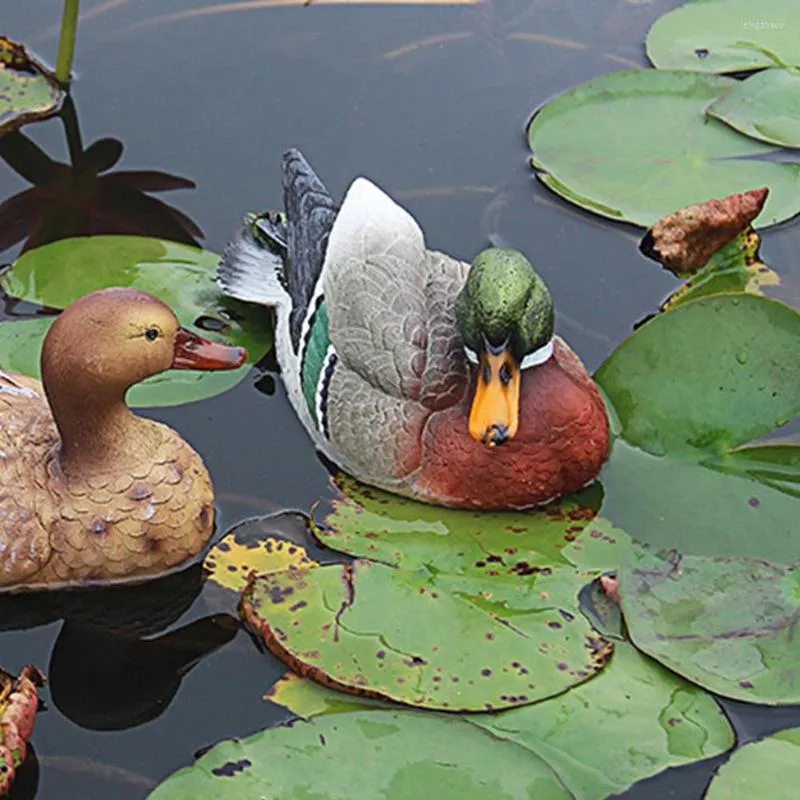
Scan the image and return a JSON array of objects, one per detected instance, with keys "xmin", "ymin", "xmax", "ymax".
[{"xmin": 0, "ymin": 288, "xmax": 244, "ymax": 592}]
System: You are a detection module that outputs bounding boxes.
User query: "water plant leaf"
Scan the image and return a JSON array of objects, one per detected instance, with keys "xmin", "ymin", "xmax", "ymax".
[
  {"xmin": 620, "ymin": 543, "xmax": 800, "ymax": 705},
  {"xmin": 204, "ymin": 533, "xmax": 317, "ymax": 594},
  {"xmin": 600, "ymin": 440, "xmax": 800, "ymax": 562},
  {"xmin": 639, "ymin": 187, "xmax": 768, "ymax": 275},
  {"xmin": 658, "ymin": 228, "xmax": 778, "ymax": 311},
  {"xmin": 0, "ymin": 236, "xmax": 272, "ymax": 406},
  {"xmin": 705, "ymin": 727, "xmax": 800, "ymax": 799},
  {"xmin": 147, "ymin": 709, "xmax": 571, "ymax": 800},
  {"xmin": 468, "ymin": 643, "xmax": 734, "ymax": 800},
  {"xmin": 527, "ymin": 69, "xmax": 800, "ymax": 228},
  {"xmin": 313, "ymin": 474, "xmax": 624, "ymax": 576},
  {"xmin": 647, "ymin": 0, "xmax": 800, "ymax": 74},
  {"xmin": 0, "ymin": 664, "xmax": 44, "ymax": 796},
  {"xmin": 241, "ymin": 558, "xmax": 612, "ymax": 712},
  {"xmin": 594, "ymin": 294, "xmax": 800, "ymax": 457},
  {"xmin": 708, "ymin": 67, "xmax": 800, "ymax": 148},
  {"xmin": 268, "ymin": 642, "xmax": 735, "ymax": 800},
  {"xmin": 704, "ymin": 444, "xmax": 800, "ymax": 499},
  {"xmin": 0, "ymin": 37, "xmax": 63, "ymax": 134}
]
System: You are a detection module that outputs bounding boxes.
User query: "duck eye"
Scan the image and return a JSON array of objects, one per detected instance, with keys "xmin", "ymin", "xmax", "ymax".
[{"xmin": 145, "ymin": 328, "xmax": 159, "ymax": 341}]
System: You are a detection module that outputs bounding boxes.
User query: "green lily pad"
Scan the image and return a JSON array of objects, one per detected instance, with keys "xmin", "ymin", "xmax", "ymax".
[
  {"xmin": 621, "ymin": 543, "xmax": 800, "ymax": 705},
  {"xmin": 527, "ymin": 69, "xmax": 800, "ymax": 228},
  {"xmin": 469, "ymin": 643, "xmax": 734, "ymax": 800},
  {"xmin": 647, "ymin": 0, "xmax": 800, "ymax": 74},
  {"xmin": 241, "ymin": 559, "xmax": 613, "ymax": 712},
  {"xmin": 706, "ymin": 727, "xmax": 800, "ymax": 800},
  {"xmin": 313, "ymin": 474, "xmax": 624, "ymax": 576},
  {"xmin": 0, "ymin": 235, "xmax": 273, "ymax": 406},
  {"xmin": 147, "ymin": 709, "xmax": 571, "ymax": 800},
  {"xmin": 268, "ymin": 642, "xmax": 735, "ymax": 800},
  {"xmin": 705, "ymin": 444, "xmax": 800, "ymax": 499},
  {"xmin": 708, "ymin": 67, "xmax": 800, "ymax": 148},
  {"xmin": 660, "ymin": 229, "xmax": 778, "ymax": 311},
  {"xmin": 600, "ymin": 440, "xmax": 800, "ymax": 562},
  {"xmin": 594, "ymin": 294, "xmax": 800, "ymax": 458},
  {"xmin": 0, "ymin": 37, "xmax": 63, "ymax": 135}
]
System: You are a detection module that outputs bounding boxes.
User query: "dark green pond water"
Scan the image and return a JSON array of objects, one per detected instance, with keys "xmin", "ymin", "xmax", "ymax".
[{"xmin": 1, "ymin": 1, "xmax": 799, "ymax": 797}]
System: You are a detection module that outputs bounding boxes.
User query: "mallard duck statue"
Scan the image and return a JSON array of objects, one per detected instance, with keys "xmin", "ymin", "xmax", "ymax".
[{"xmin": 218, "ymin": 150, "xmax": 608, "ymax": 509}]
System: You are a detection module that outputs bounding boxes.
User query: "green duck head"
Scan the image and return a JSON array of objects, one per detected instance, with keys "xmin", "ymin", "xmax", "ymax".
[{"xmin": 455, "ymin": 248, "xmax": 554, "ymax": 446}]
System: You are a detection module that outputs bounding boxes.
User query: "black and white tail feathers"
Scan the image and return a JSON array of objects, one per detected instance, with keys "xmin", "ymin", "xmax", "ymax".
[{"xmin": 216, "ymin": 149, "xmax": 338, "ymax": 352}]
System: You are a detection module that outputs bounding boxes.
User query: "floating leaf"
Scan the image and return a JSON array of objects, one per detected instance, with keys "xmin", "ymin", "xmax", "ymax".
[
  {"xmin": 241, "ymin": 559, "xmax": 612, "ymax": 711},
  {"xmin": 268, "ymin": 642, "xmax": 735, "ymax": 800},
  {"xmin": 0, "ymin": 37, "xmax": 62, "ymax": 134},
  {"xmin": 706, "ymin": 727, "xmax": 800, "ymax": 799},
  {"xmin": 659, "ymin": 228, "xmax": 778, "ymax": 311},
  {"xmin": 469, "ymin": 643, "xmax": 734, "ymax": 800},
  {"xmin": 708, "ymin": 67, "xmax": 800, "ymax": 148},
  {"xmin": 647, "ymin": 0, "xmax": 800, "ymax": 73},
  {"xmin": 594, "ymin": 294, "xmax": 800, "ymax": 457},
  {"xmin": 640, "ymin": 188, "xmax": 768, "ymax": 274},
  {"xmin": 313, "ymin": 474, "xmax": 624, "ymax": 576},
  {"xmin": 621, "ymin": 543, "xmax": 800, "ymax": 705},
  {"xmin": 0, "ymin": 236, "xmax": 272, "ymax": 406},
  {"xmin": 0, "ymin": 664, "xmax": 43, "ymax": 796},
  {"xmin": 528, "ymin": 69, "xmax": 800, "ymax": 228},
  {"xmin": 147, "ymin": 709, "xmax": 571, "ymax": 800},
  {"xmin": 204, "ymin": 531, "xmax": 317, "ymax": 594},
  {"xmin": 705, "ymin": 444, "xmax": 800, "ymax": 499},
  {"xmin": 600, "ymin": 441, "xmax": 800, "ymax": 562}
]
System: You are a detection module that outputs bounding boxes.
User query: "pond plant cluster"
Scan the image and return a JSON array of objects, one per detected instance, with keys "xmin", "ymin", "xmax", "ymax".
[{"xmin": 0, "ymin": 0, "xmax": 799, "ymax": 798}]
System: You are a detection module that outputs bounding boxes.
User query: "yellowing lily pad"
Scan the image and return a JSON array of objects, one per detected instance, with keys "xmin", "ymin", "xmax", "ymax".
[
  {"xmin": 204, "ymin": 534, "xmax": 317, "ymax": 594},
  {"xmin": 0, "ymin": 236, "xmax": 273, "ymax": 406},
  {"xmin": 620, "ymin": 543, "xmax": 800, "ymax": 705},
  {"xmin": 0, "ymin": 37, "xmax": 63, "ymax": 135},
  {"xmin": 147, "ymin": 709, "xmax": 571, "ymax": 800},
  {"xmin": 241, "ymin": 559, "xmax": 612, "ymax": 712}
]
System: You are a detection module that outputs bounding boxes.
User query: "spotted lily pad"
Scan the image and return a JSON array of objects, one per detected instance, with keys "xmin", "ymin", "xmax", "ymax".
[
  {"xmin": 0, "ymin": 236, "xmax": 272, "ymax": 406},
  {"xmin": 620, "ymin": 543, "xmax": 800, "ymax": 704},
  {"xmin": 147, "ymin": 708, "xmax": 571, "ymax": 800},
  {"xmin": 594, "ymin": 294, "xmax": 800, "ymax": 457},
  {"xmin": 0, "ymin": 664, "xmax": 43, "ymax": 796},
  {"xmin": 705, "ymin": 727, "xmax": 800, "ymax": 799},
  {"xmin": 267, "ymin": 641, "xmax": 735, "ymax": 800},
  {"xmin": 708, "ymin": 67, "xmax": 800, "ymax": 148},
  {"xmin": 241, "ymin": 558, "xmax": 612, "ymax": 712},
  {"xmin": 647, "ymin": 0, "xmax": 800, "ymax": 74},
  {"xmin": 528, "ymin": 69, "xmax": 800, "ymax": 228},
  {"xmin": 313, "ymin": 474, "xmax": 623, "ymax": 576},
  {"xmin": 0, "ymin": 37, "xmax": 63, "ymax": 135}
]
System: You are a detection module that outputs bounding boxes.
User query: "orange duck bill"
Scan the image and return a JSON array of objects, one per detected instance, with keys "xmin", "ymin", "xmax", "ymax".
[
  {"xmin": 468, "ymin": 348, "xmax": 520, "ymax": 447},
  {"xmin": 172, "ymin": 328, "xmax": 247, "ymax": 370}
]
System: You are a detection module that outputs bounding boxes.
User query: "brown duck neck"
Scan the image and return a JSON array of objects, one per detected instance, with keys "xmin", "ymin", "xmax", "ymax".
[{"xmin": 45, "ymin": 383, "xmax": 158, "ymax": 478}]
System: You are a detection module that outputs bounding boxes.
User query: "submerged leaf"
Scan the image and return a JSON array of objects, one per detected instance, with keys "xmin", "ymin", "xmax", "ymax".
[
  {"xmin": 0, "ymin": 236, "xmax": 273, "ymax": 407},
  {"xmin": 647, "ymin": 0, "xmax": 800, "ymax": 73},
  {"xmin": 640, "ymin": 188, "xmax": 768, "ymax": 274},
  {"xmin": 241, "ymin": 559, "xmax": 612, "ymax": 711},
  {"xmin": 594, "ymin": 294, "xmax": 800, "ymax": 457},
  {"xmin": 0, "ymin": 37, "xmax": 62, "ymax": 134},
  {"xmin": 621, "ymin": 543, "xmax": 800, "ymax": 705},
  {"xmin": 705, "ymin": 727, "xmax": 800, "ymax": 799},
  {"xmin": 528, "ymin": 69, "xmax": 800, "ymax": 228},
  {"xmin": 147, "ymin": 709, "xmax": 571, "ymax": 800}
]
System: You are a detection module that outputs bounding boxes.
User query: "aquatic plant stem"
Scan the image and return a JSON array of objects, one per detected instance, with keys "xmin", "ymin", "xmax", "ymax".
[{"xmin": 55, "ymin": 0, "xmax": 80, "ymax": 84}]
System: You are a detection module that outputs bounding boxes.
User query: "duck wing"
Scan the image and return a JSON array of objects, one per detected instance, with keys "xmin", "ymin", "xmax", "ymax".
[
  {"xmin": 0, "ymin": 373, "xmax": 57, "ymax": 587},
  {"xmin": 323, "ymin": 177, "xmax": 469, "ymax": 410}
]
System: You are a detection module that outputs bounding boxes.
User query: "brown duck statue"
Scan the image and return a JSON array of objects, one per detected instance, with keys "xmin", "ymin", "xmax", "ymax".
[{"xmin": 0, "ymin": 287, "xmax": 246, "ymax": 593}]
